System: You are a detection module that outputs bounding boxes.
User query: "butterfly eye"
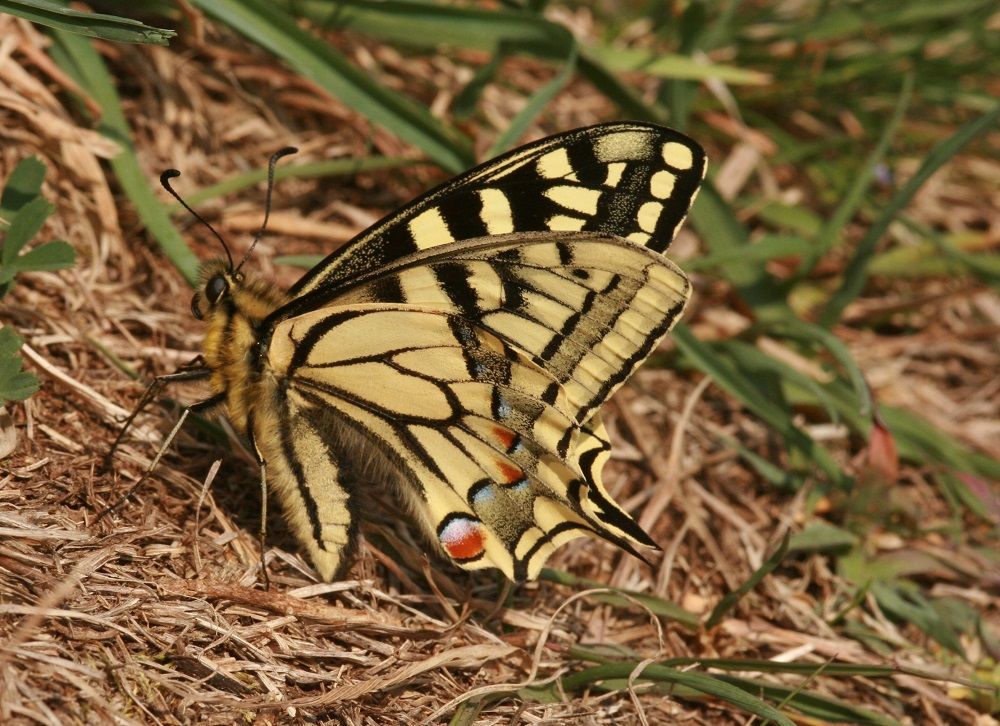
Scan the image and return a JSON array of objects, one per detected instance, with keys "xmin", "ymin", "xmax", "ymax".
[
  {"xmin": 205, "ymin": 275, "xmax": 228, "ymax": 303},
  {"xmin": 190, "ymin": 292, "xmax": 203, "ymax": 320}
]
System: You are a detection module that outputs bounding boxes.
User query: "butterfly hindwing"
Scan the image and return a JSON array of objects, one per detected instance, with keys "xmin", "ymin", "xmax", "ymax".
[{"xmin": 259, "ymin": 234, "xmax": 690, "ymax": 579}]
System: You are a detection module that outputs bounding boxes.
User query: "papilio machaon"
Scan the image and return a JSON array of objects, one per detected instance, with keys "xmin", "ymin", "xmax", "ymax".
[{"xmin": 147, "ymin": 122, "xmax": 705, "ymax": 582}]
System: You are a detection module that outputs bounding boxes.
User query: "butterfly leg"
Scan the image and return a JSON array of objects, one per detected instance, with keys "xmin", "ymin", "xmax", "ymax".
[
  {"xmin": 97, "ymin": 391, "xmax": 225, "ymax": 522},
  {"xmin": 246, "ymin": 426, "xmax": 272, "ymax": 589},
  {"xmin": 105, "ymin": 358, "xmax": 212, "ymax": 462}
]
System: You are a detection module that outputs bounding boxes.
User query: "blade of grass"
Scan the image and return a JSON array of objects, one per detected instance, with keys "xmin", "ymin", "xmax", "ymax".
[
  {"xmin": 538, "ymin": 568, "xmax": 699, "ymax": 628},
  {"xmin": 706, "ymin": 533, "xmax": 789, "ymax": 628},
  {"xmin": 290, "ymin": 0, "xmax": 668, "ymax": 124},
  {"xmin": 559, "ymin": 663, "xmax": 797, "ymax": 726},
  {"xmin": 713, "ymin": 674, "xmax": 902, "ymax": 726},
  {"xmin": 763, "ymin": 317, "xmax": 872, "ymax": 419},
  {"xmin": 191, "ymin": 0, "xmax": 473, "ymax": 173},
  {"xmin": 689, "ymin": 183, "xmax": 789, "ymax": 317},
  {"xmin": 796, "ymin": 73, "xmax": 914, "ymax": 279},
  {"xmin": 290, "ymin": 0, "xmax": 571, "ymax": 57},
  {"xmin": 486, "ymin": 45, "xmax": 577, "ymax": 156},
  {"xmin": 587, "ymin": 45, "xmax": 770, "ymax": 85},
  {"xmin": 1, "ymin": 0, "xmax": 176, "ymax": 45},
  {"xmin": 48, "ymin": 30, "xmax": 200, "ymax": 284},
  {"xmin": 672, "ymin": 326, "xmax": 851, "ymax": 487},
  {"xmin": 819, "ymin": 101, "xmax": 1000, "ymax": 326}
]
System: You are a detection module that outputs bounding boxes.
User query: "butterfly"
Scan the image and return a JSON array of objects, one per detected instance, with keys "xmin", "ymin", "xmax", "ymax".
[{"xmin": 145, "ymin": 122, "xmax": 705, "ymax": 582}]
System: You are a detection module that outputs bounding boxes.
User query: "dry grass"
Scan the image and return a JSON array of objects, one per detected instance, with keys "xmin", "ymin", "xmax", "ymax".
[{"xmin": 1, "ymin": 12, "xmax": 999, "ymax": 725}]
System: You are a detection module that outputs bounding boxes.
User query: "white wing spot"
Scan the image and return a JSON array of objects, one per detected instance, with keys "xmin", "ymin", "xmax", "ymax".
[
  {"xmin": 662, "ymin": 141, "xmax": 694, "ymax": 170},
  {"xmin": 638, "ymin": 201, "xmax": 662, "ymax": 233},
  {"xmin": 627, "ymin": 231, "xmax": 651, "ymax": 245},
  {"xmin": 547, "ymin": 215, "xmax": 587, "ymax": 232},
  {"xmin": 536, "ymin": 148, "xmax": 573, "ymax": 179},
  {"xmin": 408, "ymin": 208, "xmax": 454, "ymax": 249},
  {"xmin": 650, "ymin": 170, "xmax": 676, "ymax": 199},
  {"xmin": 477, "ymin": 188, "xmax": 514, "ymax": 234},
  {"xmin": 544, "ymin": 185, "xmax": 601, "ymax": 215},
  {"xmin": 604, "ymin": 162, "xmax": 626, "ymax": 188}
]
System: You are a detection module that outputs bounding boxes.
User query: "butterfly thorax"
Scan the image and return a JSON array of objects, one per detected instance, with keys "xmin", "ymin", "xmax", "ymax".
[{"xmin": 194, "ymin": 259, "xmax": 291, "ymax": 433}]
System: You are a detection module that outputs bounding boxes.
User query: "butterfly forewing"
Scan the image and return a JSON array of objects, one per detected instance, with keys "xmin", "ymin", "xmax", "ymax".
[{"xmin": 286, "ymin": 122, "xmax": 705, "ymax": 302}]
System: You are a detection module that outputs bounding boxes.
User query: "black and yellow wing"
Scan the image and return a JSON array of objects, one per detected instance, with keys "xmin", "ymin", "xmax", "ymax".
[
  {"xmin": 252, "ymin": 233, "xmax": 691, "ymax": 580},
  {"xmin": 283, "ymin": 122, "xmax": 705, "ymax": 305}
]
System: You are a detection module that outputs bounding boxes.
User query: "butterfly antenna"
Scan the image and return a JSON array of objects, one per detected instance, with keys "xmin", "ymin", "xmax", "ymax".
[
  {"xmin": 236, "ymin": 146, "xmax": 298, "ymax": 272},
  {"xmin": 160, "ymin": 169, "xmax": 234, "ymax": 270}
]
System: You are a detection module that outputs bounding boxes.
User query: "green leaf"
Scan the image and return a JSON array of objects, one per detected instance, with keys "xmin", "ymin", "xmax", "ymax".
[
  {"xmin": 9, "ymin": 240, "xmax": 76, "ymax": 273},
  {"xmin": 0, "ymin": 156, "xmax": 46, "ymax": 222},
  {"xmin": 788, "ymin": 521, "xmax": 859, "ymax": 553},
  {"xmin": 0, "ymin": 327, "xmax": 39, "ymax": 403},
  {"xmin": 191, "ymin": 0, "xmax": 473, "ymax": 173},
  {"xmin": 2, "ymin": 197, "xmax": 53, "ymax": 264},
  {"xmin": 0, "ymin": 0, "xmax": 176, "ymax": 45}
]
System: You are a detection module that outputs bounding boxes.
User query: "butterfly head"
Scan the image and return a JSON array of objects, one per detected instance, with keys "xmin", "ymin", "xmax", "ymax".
[
  {"xmin": 161, "ymin": 147, "xmax": 298, "ymax": 322},
  {"xmin": 191, "ymin": 259, "xmax": 241, "ymax": 320}
]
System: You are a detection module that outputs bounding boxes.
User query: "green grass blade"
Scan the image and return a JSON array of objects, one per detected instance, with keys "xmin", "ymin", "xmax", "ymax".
[
  {"xmin": 577, "ymin": 53, "xmax": 667, "ymax": 123},
  {"xmin": 586, "ymin": 45, "xmax": 770, "ymax": 85},
  {"xmin": 486, "ymin": 45, "xmax": 578, "ymax": 156},
  {"xmin": 764, "ymin": 317, "xmax": 872, "ymax": 419},
  {"xmin": 193, "ymin": 0, "xmax": 472, "ymax": 173},
  {"xmin": 560, "ymin": 664, "xmax": 797, "ymax": 726},
  {"xmin": 714, "ymin": 674, "xmax": 902, "ymax": 726},
  {"xmin": 672, "ymin": 326, "xmax": 850, "ymax": 487},
  {"xmin": 0, "ymin": 0, "xmax": 175, "ymax": 45},
  {"xmin": 796, "ymin": 73, "xmax": 913, "ymax": 278},
  {"xmin": 820, "ymin": 101, "xmax": 1000, "ymax": 326},
  {"xmin": 48, "ymin": 31, "xmax": 200, "ymax": 285},
  {"xmin": 689, "ymin": 182, "xmax": 788, "ymax": 316},
  {"xmin": 290, "ymin": 0, "xmax": 572, "ymax": 58},
  {"xmin": 538, "ymin": 568, "xmax": 699, "ymax": 628},
  {"xmin": 706, "ymin": 533, "xmax": 789, "ymax": 628}
]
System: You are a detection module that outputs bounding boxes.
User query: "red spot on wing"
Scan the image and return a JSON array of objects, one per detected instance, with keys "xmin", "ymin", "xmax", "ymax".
[
  {"xmin": 497, "ymin": 461, "xmax": 524, "ymax": 484},
  {"xmin": 440, "ymin": 518, "xmax": 485, "ymax": 560},
  {"xmin": 493, "ymin": 425, "xmax": 517, "ymax": 450}
]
